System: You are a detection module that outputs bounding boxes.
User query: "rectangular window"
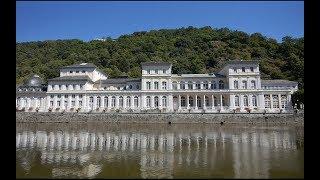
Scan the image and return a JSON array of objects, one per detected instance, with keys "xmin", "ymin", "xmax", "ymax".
[
  {"xmin": 79, "ymin": 101, "xmax": 82, "ymax": 107},
  {"xmin": 79, "ymin": 95, "xmax": 83, "ymax": 98},
  {"xmin": 71, "ymin": 101, "xmax": 75, "ymax": 107},
  {"xmin": 72, "ymin": 95, "xmax": 75, "ymax": 98},
  {"xmin": 50, "ymin": 101, "xmax": 53, "ymax": 107},
  {"xmin": 65, "ymin": 95, "xmax": 68, "ymax": 98},
  {"xmin": 57, "ymin": 101, "xmax": 61, "ymax": 107}
]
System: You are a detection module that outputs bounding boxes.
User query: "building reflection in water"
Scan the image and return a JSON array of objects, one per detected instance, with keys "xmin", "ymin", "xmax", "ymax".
[{"xmin": 16, "ymin": 125, "xmax": 303, "ymax": 178}]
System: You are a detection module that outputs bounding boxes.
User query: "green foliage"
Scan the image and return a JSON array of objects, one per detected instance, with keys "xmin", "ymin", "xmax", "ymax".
[
  {"xmin": 16, "ymin": 27, "xmax": 304, "ymax": 89},
  {"xmin": 292, "ymin": 89, "xmax": 304, "ymax": 108}
]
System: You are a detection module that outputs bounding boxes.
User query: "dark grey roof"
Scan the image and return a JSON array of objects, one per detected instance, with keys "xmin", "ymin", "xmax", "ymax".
[
  {"xmin": 48, "ymin": 75, "xmax": 93, "ymax": 83},
  {"xmin": 61, "ymin": 63, "xmax": 97, "ymax": 69},
  {"xmin": 101, "ymin": 78, "xmax": 141, "ymax": 84},
  {"xmin": 16, "ymin": 91, "xmax": 46, "ymax": 97},
  {"xmin": 141, "ymin": 62, "xmax": 172, "ymax": 66},
  {"xmin": 225, "ymin": 60, "xmax": 259, "ymax": 65},
  {"xmin": 261, "ymin": 79, "xmax": 298, "ymax": 86}
]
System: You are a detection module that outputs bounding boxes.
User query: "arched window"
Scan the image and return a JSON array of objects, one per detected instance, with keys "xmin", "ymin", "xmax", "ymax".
[
  {"xmin": 162, "ymin": 96, "xmax": 167, "ymax": 107},
  {"xmin": 205, "ymin": 96, "xmax": 209, "ymax": 106},
  {"xmin": 146, "ymin": 96, "xmax": 151, "ymax": 107},
  {"xmin": 234, "ymin": 80, "xmax": 239, "ymax": 89},
  {"xmin": 197, "ymin": 96, "xmax": 202, "ymax": 108},
  {"xmin": 251, "ymin": 80, "xmax": 256, "ymax": 89},
  {"xmin": 180, "ymin": 81, "xmax": 185, "ymax": 90},
  {"xmin": 196, "ymin": 82, "xmax": 201, "ymax": 89},
  {"xmin": 188, "ymin": 81, "xmax": 193, "ymax": 90},
  {"xmin": 203, "ymin": 81, "xmax": 209, "ymax": 89},
  {"xmin": 273, "ymin": 95, "xmax": 279, "ymax": 108},
  {"xmin": 126, "ymin": 96, "xmax": 131, "ymax": 107},
  {"xmin": 134, "ymin": 96, "xmax": 139, "ymax": 107},
  {"xmin": 243, "ymin": 95, "xmax": 248, "ymax": 107},
  {"xmin": 172, "ymin": 81, "xmax": 177, "ymax": 90},
  {"xmin": 211, "ymin": 81, "xmax": 217, "ymax": 89},
  {"xmin": 154, "ymin": 82, "xmax": 159, "ymax": 90},
  {"xmin": 119, "ymin": 96, "xmax": 123, "ymax": 108},
  {"xmin": 104, "ymin": 96, "xmax": 108, "ymax": 108},
  {"xmin": 189, "ymin": 97, "xmax": 193, "ymax": 107},
  {"xmin": 281, "ymin": 95, "xmax": 287, "ymax": 108},
  {"xmin": 252, "ymin": 95, "xmax": 257, "ymax": 107},
  {"xmin": 242, "ymin": 80, "xmax": 247, "ymax": 89},
  {"xmin": 181, "ymin": 96, "xmax": 186, "ymax": 107},
  {"xmin": 154, "ymin": 96, "xmax": 159, "ymax": 107},
  {"xmin": 235, "ymin": 95, "xmax": 240, "ymax": 107},
  {"xmin": 219, "ymin": 80, "xmax": 224, "ymax": 89},
  {"xmin": 89, "ymin": 97, "xmax": 94, "ymax": 109},
  {"xmin": 111, "ymin": 96, "xmax": 116, "ymax": 107},
  {"xmin": 97, "ymin": 97, "xmax": 101, "ymax": 108},
  {"xmin": 162, "ymin": 81, "xmax": 167, "ymax": 90},
  {"xmin": 264, "ymin": 95, "xmax": 271, "ymax": 108},
  {"xmin": 214, "ymin": 96, "xmax": 218, "ymax": 106},
  {"xmin": 146, "ymin": 82, "xmax": 151, "ymax": 90}
]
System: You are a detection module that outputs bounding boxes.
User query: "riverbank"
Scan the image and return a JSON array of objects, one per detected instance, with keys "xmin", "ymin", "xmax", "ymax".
[{"xmin": 16, "ymin": 112, "xmax": 304, "ymax": 125}]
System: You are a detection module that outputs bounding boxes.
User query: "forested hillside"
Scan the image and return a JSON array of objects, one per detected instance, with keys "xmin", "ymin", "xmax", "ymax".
[{"xmin": 16, "ymin": 26, "xmax": 304, "ymax": 91}]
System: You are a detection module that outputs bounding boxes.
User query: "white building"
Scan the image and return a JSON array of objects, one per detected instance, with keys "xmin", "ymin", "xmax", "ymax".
[{"xmin": 16, "ymin": 61, "xmax": 298, "ymax": 113}]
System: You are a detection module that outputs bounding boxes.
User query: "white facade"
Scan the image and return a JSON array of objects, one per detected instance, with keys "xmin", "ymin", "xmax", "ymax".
[{"xmin": 16, "ymin": 61, "xmax": 298, "ymax": 113}]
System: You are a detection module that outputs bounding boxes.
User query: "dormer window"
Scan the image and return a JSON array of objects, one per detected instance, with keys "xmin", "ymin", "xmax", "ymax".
[
  {"xmin": 82, "ymin": 70, "xmax": 85, "ymax": 73},
  {"xmin": 76, "ymin": 71, "xmax": 79, "ymax": 73},
  {"xmin": 155, "ymin": 69, "xmax": 158, "ymax": 74},
  {"xmin": 250, "ymin": 67, "xmax": 254, "ymax": 72},
  {"xmin": 147, "ymin": 70, "xmax": 150, "ymax": 74},
  {"xmin": 163, "ymin": 69, "xmax": 166, "ymax": 74},
  {"xmin": 70, "ymin": 71, "xmax": 73, "ymax": 73},
  {"xmin": 242, "ymin": 67, "xmax": 245, "ymax": 72},
  {"xmin": 233, "ymin": 68, "xmax": 237, "ymax": 72}
]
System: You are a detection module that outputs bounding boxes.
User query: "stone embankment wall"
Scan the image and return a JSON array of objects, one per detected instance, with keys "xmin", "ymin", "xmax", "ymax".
[{"xmin": 16, "ymin": 112, "xmax": 304, "ymax": 125}]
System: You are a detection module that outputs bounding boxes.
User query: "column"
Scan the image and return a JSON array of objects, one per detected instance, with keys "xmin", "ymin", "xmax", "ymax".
[
  {"xmin": 248, "ymin": 95, "xmax": 252, "ymax": 108},
  {"xmin": 159, "ymin": 95, "xmax": 162, "ymax": 109},
  {"xmin": 187, "ymin": 95, "xmax": 190, "ymax": 109},
  {"xmin": 212, "ymin": 95, "xmax": 215, "ymax": 109},
  {"xmin": 123, "ymin": 96, "xmax": 127, "ymax": 109},
  {"xmin": 61, "ymin": 96, "xmax": 65, "ymax": 110},
  {"xmin": 168, "ymin": 95, "xmax": 174, "ymax": 112},
  {"xmin": 229, "ymin": 94, "xmax": 235, "ymax": 109},
  {"xmin": 101, "ymin": 96, "xmax": 105, "ymax": 109},
  {"xmin": 93, "ymin": 96, "xmax": 97, "ymax": 110},
  {"xmin": 287, "ymin": 93, "xmax": 292, "ymax": 110},
  {"xmin": 83, "ymin": 95, "xmax": 87, "ymax": 111},
  {"xmin": 203, "ymin": 95, "xmax": 206, "ymax": 110},
  {"xmin": 270, "ymin": 94, "xmax": 273, "ymax": 110},
  {"xmin": 178, "ymin": 95, "xmax": 181, "ymax": 110},
  {"xmin": 46, "ymin": 96, "xmax": 51, "ymax": 110},
  {"xmin": 116, "ymin": 96, "xmax": 119, "ymax": 109},
  {"xmin": 239, "ymin": 95, "xmax": 244, "ymax": 110},
  {"xmin": 141, "ymin": 94, "xmax": 145, "ymax": 109},
  {"xmin": 258, "ymin": 94, "xmax": 265, "ymax": 110},
  {"xmin": 151, "ymin": 95, "xmax": 155, "ymax": 108},
  {"xmin": 75, "ymin": 95, "xmax": 79, "ymax": 109},
  {"xmin": 108, "ymin": 96, "xmax": 112, "ymax": 109},
  {"xmin": 68, "ymin": 95, "xmax": 72, "ymax": 110},
  {"xmin": 195, "ymin": 95, "xmax": 198, "ymax": 110},
  {"xmin": 131, "ymin": 96, "xmax": 134, "ymax": 109}
]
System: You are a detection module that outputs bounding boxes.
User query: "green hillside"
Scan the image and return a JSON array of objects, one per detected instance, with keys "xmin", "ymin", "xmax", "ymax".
[{"xmin": 16, "ymin": 26, "xmax": 304, "ymax": 91}]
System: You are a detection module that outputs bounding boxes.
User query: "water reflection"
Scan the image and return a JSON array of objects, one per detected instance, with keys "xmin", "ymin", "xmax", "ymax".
[{"xmin": 16, "ymin": 123, "xmax": 304, "ymax": 178}]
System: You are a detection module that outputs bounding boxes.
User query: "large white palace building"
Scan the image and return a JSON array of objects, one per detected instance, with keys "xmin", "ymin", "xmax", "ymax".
[{"xmin": 16, "ymin": 60, "xmax": 298, "ymax": 113}]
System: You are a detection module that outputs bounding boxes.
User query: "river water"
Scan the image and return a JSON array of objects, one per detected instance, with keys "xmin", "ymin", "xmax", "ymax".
[{"xmin": 16, "ymin": 123, "xmax": 304, "ymax": 178}]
